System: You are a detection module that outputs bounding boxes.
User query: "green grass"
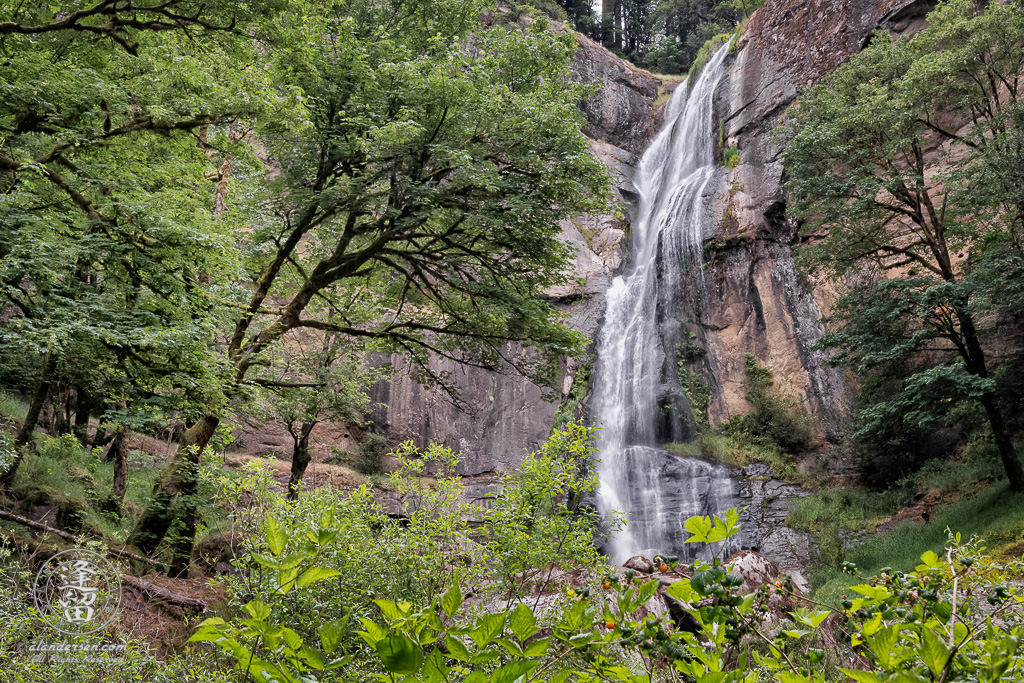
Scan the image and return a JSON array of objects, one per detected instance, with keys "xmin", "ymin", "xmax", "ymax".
[
  {"xmin": 0, "ymin": 390, "xmax": 28, "ymax": 423},
  {"xmin": 3, "ymin": 433, "xmax": 242, "ymax": 548},
  {"xmin": 653, "ymin": 89, "xmax": 673, "ymax": 110},
  {"xmin": 664, "ymin": 433, "xmax": 798, "ymax": 480},
  {"xmin": 788, "ymin": 488, "xmax": 909, "ymax": 536},
  {"xmin": 7, "ymin": 434, "xmax": 164, "ymax": 541},
  {"xmin": 810, "ymin": 482, "xmax": 1024, "ymax": 607}
]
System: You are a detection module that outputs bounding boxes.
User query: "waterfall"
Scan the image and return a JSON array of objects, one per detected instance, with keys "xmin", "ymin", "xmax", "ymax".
[{"xmin": 593, "ymin": 43, "xmax": 741, "ymax": 564}]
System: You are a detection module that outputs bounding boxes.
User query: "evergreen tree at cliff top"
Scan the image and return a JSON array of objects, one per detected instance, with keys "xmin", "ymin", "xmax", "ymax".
[{"xmin": 783, "ymin": 0, "xmax": 1024, "ymax": 489}]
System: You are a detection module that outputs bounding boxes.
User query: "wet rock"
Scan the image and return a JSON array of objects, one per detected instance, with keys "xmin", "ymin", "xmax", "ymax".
[
  {"xmin": 738, "ymin": 473, "xmax": 817, "ymax": 570},
  {"xmin": 606, "ymin": 447, "xmax": 745, "ymax": 563}
]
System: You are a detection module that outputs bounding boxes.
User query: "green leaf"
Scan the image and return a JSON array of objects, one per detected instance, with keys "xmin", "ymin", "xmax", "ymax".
[
  {"xmin": 496, "ymin": 636, "xmax": 524, "ymax": 657},
  {"xmin": 868, "ymin": 625, "xmax": 900, "ymax": 669},
  {"xmin": 839, "ymin": 670, "xmax": 883, "ymax": 683},
  {"xmin": 444, "ymin": 635, "xmax": 472, "ymax": 661},
  {"xmin": 266, "ymin": 516, "xmax": 286, "ymax": 557},
  {"xmin": 932, "ymin": 601, "xmax": 953, "ymax": 621},
  {"xmin": 919, "ymin": 626, "xmax": 951, "ymax": 676},
  {"xmin": 421, "ymin": 652, "xmax": 448, "ymax": 683},
  {"xmin": 523, "ymin": 636, "xmax": 550, "ymax": 657},
  {"xmin": 316, "ymin": 529, "xmax": 338, "ymax": 546},
  {"xmin": 568, "ymin": 631, "xmax": 595, "ymax": 648},
  {"xmin": 493, "ymin": 661, "xmax": 539, "ymax": 683},
  {"xmin": 684, "ymin": 515, "xmax": 714, "ymax": 544},
  {"xmin": 851, "ymin": 584, "xmax": 891, "ymax": 601},
  {"xmin": 296, "ymin": 566, "xmax": 341, "ymax": 589},
  {"xmin": 698, "ymin": 674, "xmax": 727, "ymax": 683},
  {"xmin": 469, "ymin": 648, "xmax": 502, "ymax": 664},
  {"xmin": 440, "ymin": 579, "xmax": 464, "ymax": 618},
  {"xmin": 375, "ymin": 633, "xmax": 423, "ymax": 675},
  {"xmin": 509, "ymin": 603, "xmax": 537, "ymax": 641},
  {"xmin": 245, "ymin": 601, "xmax": 271, "ymax": 621},
  {"xmin": 374, "ymin": 600, "xmax": 404, "ymax": 623},
  {"xmin": 471, "ymin": 612, "xmax": 506, "ymax": 647},
  {"xmin": 356, "ymin": 618, "xmax": 387, "ymax": 646},
  {"xmin": 299, "ymin": 645, "xmax": 325, "ymax": 670},
  {"xmin": 277, "ymin": 566, "xmax": 299, "ymax": 592},
  {"xmin": 319, "ymin": 619, "xmax": 346, "ymax": 654},
  {"xmin": 916, "ymin": 550, "xmax": 942, "ymax": 570},
  {"xmin": 793, "ymin": 608, "xmax": 831, "ymax": 629},
  {"xmin": 636, "ymin": 579, "xmax": 660, "ymax": 606},
  {"xmin": 775, "ymin": 674, "xmax": 807, "ymax": 683},
  {"xmin": 281, "ymin": 627, "xmax": 303, "ymax": 650},
  {"xmin": 665, "ymin": 579, "xmax": 700, "ymax": 603}
]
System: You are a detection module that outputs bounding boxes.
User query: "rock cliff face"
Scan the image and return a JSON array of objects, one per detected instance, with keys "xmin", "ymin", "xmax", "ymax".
[
  {"xmin": 367, "ymin": 39, "xmax": 659, "ymax": 476},
  {"xmin": 695, "ymin": 0, "xmax": 936, "ymax": 423},
  {"xmin": 366, "ymin": 0, "xmax": 933, "ymax": 563}
]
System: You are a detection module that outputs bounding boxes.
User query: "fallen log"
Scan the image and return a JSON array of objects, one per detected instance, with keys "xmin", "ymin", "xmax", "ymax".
[
  {"xmin": 119, "ymin": 574, "xmax": 208, "ymax": 611},
  {"xmin": 0, "ymin": 529, "xmax": 207, "ymax": 612},
  {"xmin": 0, "ymin": 507, "xmax": 165, "ymax": 568}
]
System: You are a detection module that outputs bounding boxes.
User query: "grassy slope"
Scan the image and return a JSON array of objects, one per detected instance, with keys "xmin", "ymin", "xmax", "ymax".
[{"xmin": 810, "ymin": 482, "xmax": 1024, "ymax": 607}]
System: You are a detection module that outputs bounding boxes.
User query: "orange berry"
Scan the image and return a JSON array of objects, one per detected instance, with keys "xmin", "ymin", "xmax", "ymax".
[
  {"xmin": 659, "ymin": 563, "xmax": 669, "ymax": 573},
  {"xmin": 605, "ymin": 621, "xmax": 615, "ymax": 629},
  {"xmin": 602, "ymin": 581, "xmax": 611, "ymax": 590}
]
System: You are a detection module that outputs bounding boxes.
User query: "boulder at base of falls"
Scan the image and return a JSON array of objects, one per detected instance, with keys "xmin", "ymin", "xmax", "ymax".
[
  {"xmin": 726, "ymin": 549, "xmax": 810, "ymax": 619},
  {"xmin": 623, "ymin": 555, "xmax": 655, "ymax": 574}
]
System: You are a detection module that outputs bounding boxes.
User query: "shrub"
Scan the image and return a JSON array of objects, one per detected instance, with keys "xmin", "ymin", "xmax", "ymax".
[
  {"xmin": 725, "ymin": 353, "xmax": 816, "ymax": 453},
  {"xmin": 324, "ymin": 447, "xmax": 350, "ymax": 466},
  {"xmin": 722, "ymin": 146, "xmax": 741, "ymax": 169},
  {"xmin": 687, "ymin": 32, "xmax": 733, "ymax": 87},
  {"xmin": 552, "ymin": 355, "xmax": 593, "ymax": 430},
  {"xmin": 355, "ymin": 433, "xmax": 388, "ymax": 475},
  {"xmin": 200, "ymin": 498, "xmax": 1024, "ymax": 683}
]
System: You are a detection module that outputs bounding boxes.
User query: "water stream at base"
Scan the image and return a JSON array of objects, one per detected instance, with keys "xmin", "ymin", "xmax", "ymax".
[{"xmin": 593, "ymin": 44, "xmax": 742, "ymax": 564}]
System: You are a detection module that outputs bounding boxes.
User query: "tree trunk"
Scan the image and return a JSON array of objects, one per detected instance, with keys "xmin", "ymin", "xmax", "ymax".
[
  {"xmin": 979, "ymin": 394, "xmax": 1024, "ymax": 492},
  {"xmin": 287, "ymin": 423, "xmax": 315, "ymax": 500},
  {"xmin": 1, "ymin": 360, "xmax": 54, "ymax": 488},
  {"xmin": 127, "ymin": 414, "xmax": 219, "ymax": 575},
  {"xmin": 72, "ymin": 386, "xmax": 92, "ymax": 445},
  {"xmin": 107, "ymin": 424, "xmax": 130, "ymax": 500},
  {"xmin": 91, "ymin": 407, "xmax": 114, "ymax": 450},
  {"xmin": 601, "ymin": 0, "xmax": 616, "ymax": 46},
  {"xmin": 614, "ymin": 0, "xmax": 622, "ymax": 49},
  {"xmin": 954, "ymin": 306, "xmax": 1024, "ymax": 491},
  {"xmin": 55, "ymin": 386, "xmax": 73, "ymax": 436}
]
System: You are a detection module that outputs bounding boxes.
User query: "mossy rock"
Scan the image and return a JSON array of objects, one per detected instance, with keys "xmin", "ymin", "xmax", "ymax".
[
  {"xmin": 20, "ymin": 483, "xmax": 72, "ymax": 507},
  {"xmin": 66, "ymin": 462, "xmax": 100, "ymax": 490}
]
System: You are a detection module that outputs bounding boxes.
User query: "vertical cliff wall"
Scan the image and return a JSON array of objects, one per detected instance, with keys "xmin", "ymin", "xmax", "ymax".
[
  {"xmin": 368, "ymin": 0, "xmax": 936, "ymax": 481},
  {"xmin": 693, "ymin": 0, "xmax": 936, "ymax": 425},
  {"xmin": 367, "ymin": 39, "xmax": 660, "ymax": 476}
]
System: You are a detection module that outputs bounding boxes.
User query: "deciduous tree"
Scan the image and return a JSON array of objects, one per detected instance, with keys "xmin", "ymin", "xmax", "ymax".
[{"xmin": 783, "ymin": 0, "xmax": 1024, "ymax": 490}]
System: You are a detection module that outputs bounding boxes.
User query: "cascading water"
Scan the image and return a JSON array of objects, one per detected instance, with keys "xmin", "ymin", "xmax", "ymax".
[{"xmin": 593, "ymin": 43, "xmax": 742, "ymax": 564}]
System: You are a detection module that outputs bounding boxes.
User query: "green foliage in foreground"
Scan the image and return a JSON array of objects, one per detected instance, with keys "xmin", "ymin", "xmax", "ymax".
[
  {"xmin": 193, "ymin": 423, "xmax": 610, "ymax": 681},
  {"xmin": 3, "ymin": 424, "xmax": 1024, "ymax": 681},
  {"xmin": 197, "ymin": 503, "xmax": 1024, "ymax": 683}
]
